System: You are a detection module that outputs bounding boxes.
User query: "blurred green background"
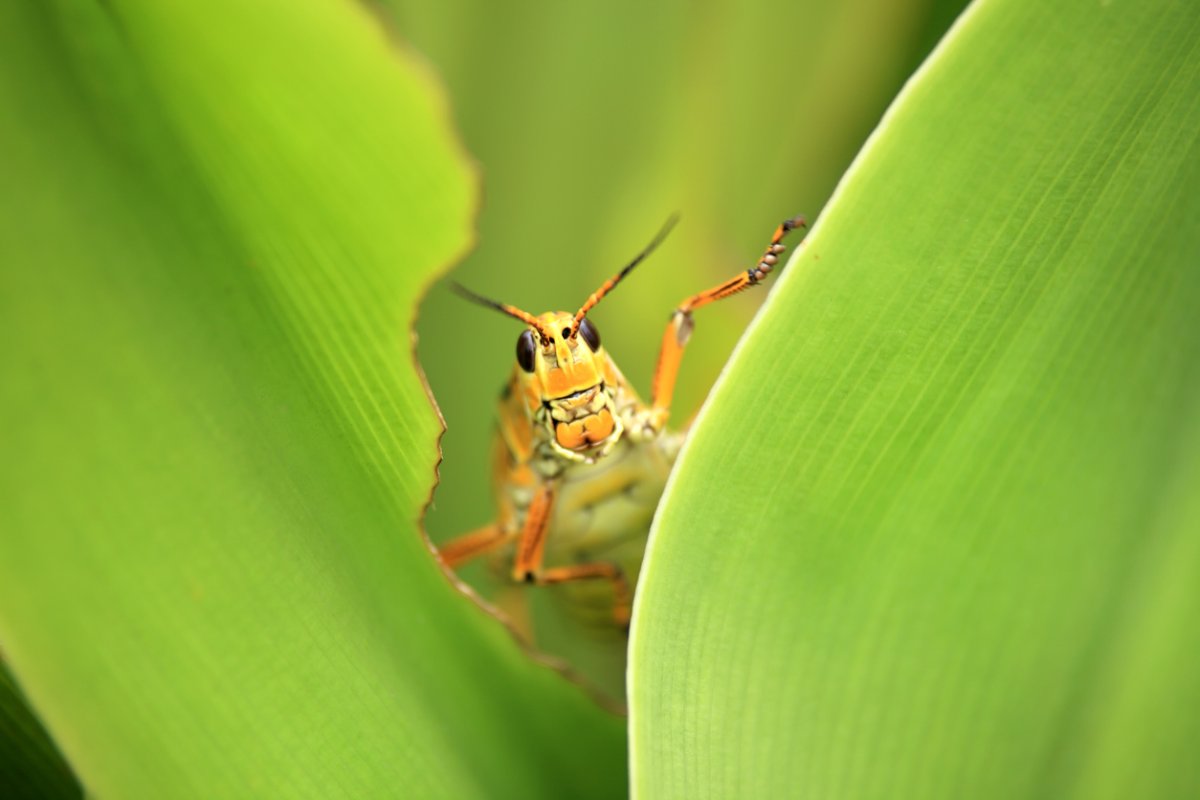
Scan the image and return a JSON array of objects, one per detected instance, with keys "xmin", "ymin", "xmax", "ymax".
[{"xmin": 398, "ymin": 0, "xmax": 969, "ymax": 670}]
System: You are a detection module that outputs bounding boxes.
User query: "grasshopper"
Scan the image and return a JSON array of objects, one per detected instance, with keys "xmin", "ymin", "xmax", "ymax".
[{"xmin": 439, "ymin": 215, "xmax": 806, "ymax": 642}]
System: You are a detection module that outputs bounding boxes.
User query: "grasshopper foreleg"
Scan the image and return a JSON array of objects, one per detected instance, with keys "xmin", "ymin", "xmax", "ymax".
[
  {"xmin": 650, "ymin": 216, "xmax": 806, "ymax": 420},
  {"xmin": 510, "ymin": 483, "xmax": 631, "ymax": 628},
  {"xmin": 439, "ymin": 523, "xmax": 510, "ymax": 568}
]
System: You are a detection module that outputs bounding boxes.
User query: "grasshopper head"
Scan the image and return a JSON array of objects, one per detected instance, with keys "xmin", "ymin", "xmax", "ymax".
[
  {"xmin": 515, "ymin": 311, "xmax": 620, "ymax": 460},
  {"xmin": 450, "ymin": 215, "xmax": 677, "ymax": 462}
]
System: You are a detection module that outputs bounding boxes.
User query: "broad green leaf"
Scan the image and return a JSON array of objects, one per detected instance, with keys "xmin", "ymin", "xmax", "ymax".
[
  {"xmin": 0, "ymin": 664, "xmax": 79, "ymax": 799},
  {"xmin": 398, "ymin": 0, "xmax": 968, "ymax": 694},
  {"xmin": 632, "ymin": 0, "xmax": 1200, "ymax": 796},
  {"xmin": 0, "ymin": 2, "xmax": 622, "ymax": 796}
]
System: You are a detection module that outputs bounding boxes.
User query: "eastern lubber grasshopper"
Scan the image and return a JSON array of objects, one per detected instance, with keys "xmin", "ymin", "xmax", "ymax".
[{"xmin": 439, "ymin": 215, "xmax": 806, "ymax": 670}]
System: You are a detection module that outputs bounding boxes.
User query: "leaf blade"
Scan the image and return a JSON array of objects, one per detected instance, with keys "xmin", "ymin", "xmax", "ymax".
[
  {"xmin": 631, "ymin": 0, "xmax": 1200, "ymax": 796},
  {"xmin": 0, "ymin": 2, "xmax": 624, "ymax": 796}
]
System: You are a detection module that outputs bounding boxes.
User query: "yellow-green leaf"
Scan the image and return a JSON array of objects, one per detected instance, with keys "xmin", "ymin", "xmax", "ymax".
[
  {"xmin": 0, "ymin": 2, "xmax": 622, "ymax": 796},
  {"xmin": 632, "ymin": 0, "xmax": 1200, "ymax": 796}
]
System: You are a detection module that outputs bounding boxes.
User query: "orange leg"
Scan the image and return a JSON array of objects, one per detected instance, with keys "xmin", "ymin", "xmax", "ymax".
[
  {"xmin": 512, "ymin": 484, "xmax": 556, "ymax": 581},
  {"xmin": 439, "ymin": 523, "xmax": 511, "ymax": 569},
  {"xmin": 538, "ymin": 563, "xmax": 632, "ymax": 629},
  {"xmin": 651, "ymin": 216, "xmax": 807, "ymax": 415},
  {"xmin": 508, "ymin": 484, "xmax": 631, "ymax": 627}
]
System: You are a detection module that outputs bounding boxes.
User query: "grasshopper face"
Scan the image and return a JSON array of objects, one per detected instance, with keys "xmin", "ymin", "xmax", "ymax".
[{"xmin": 516, "ymin": 311, "xmax": 623, "ymax": 462}]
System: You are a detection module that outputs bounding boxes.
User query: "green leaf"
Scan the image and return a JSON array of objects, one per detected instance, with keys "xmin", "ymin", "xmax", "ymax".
[
  {"xmin": 631, "ymin": 0, "xmax": 1200, "ymax": 796},
  {"xmin": 0, "ymin": 663, "xmax": 80, "ymax": 799},
  {"xmin": 0, "ymin": 2, "xmax": 622, "ymax": 796}
]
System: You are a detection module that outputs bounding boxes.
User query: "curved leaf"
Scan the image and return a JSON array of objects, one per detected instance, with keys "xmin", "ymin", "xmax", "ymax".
[
  {"xmin": 0, "ymin": 664, "xmax": 79, "ymax": 799},
  {"xmin": 0, "ymin": 2, "xmax": 622, "ymax": 796},
  {"xmin": 632, "ymin": 0, "xmax": 1200, "ymax": 796}
]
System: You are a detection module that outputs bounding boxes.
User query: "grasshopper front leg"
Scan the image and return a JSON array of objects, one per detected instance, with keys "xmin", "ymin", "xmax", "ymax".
[
  {"xmin": 512, "ymin": 483, "xmax": 633, "ymax": 628},
  {"xmin": 649, "ymin": 216, "xmax": 807, "ymax": 423},
  {"xmin": 440, "ymin": 486, "xmax": 633, "ymax": 628},
  {"xmin": 439, "ymin": 523, "xmax": 511, "ymax": 569}
]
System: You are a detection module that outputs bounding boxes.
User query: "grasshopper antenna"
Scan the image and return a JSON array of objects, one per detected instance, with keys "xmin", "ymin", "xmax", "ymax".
[
  {"xmin": 571, "ymin": 214, "xmax": 680, "ymax": 337},
  {"xmin": 450, "ymin": 281, "xmax": 553, "ymax": 344}
]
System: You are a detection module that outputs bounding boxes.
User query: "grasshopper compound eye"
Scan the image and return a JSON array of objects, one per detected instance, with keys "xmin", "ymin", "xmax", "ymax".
[
  {"xmin": 578, "ymin": 317, "xmax": 601, "ymax": 352},
  {"xmin": 516, "ymin": 329, "xmax": 537, "ymax": 372}
]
